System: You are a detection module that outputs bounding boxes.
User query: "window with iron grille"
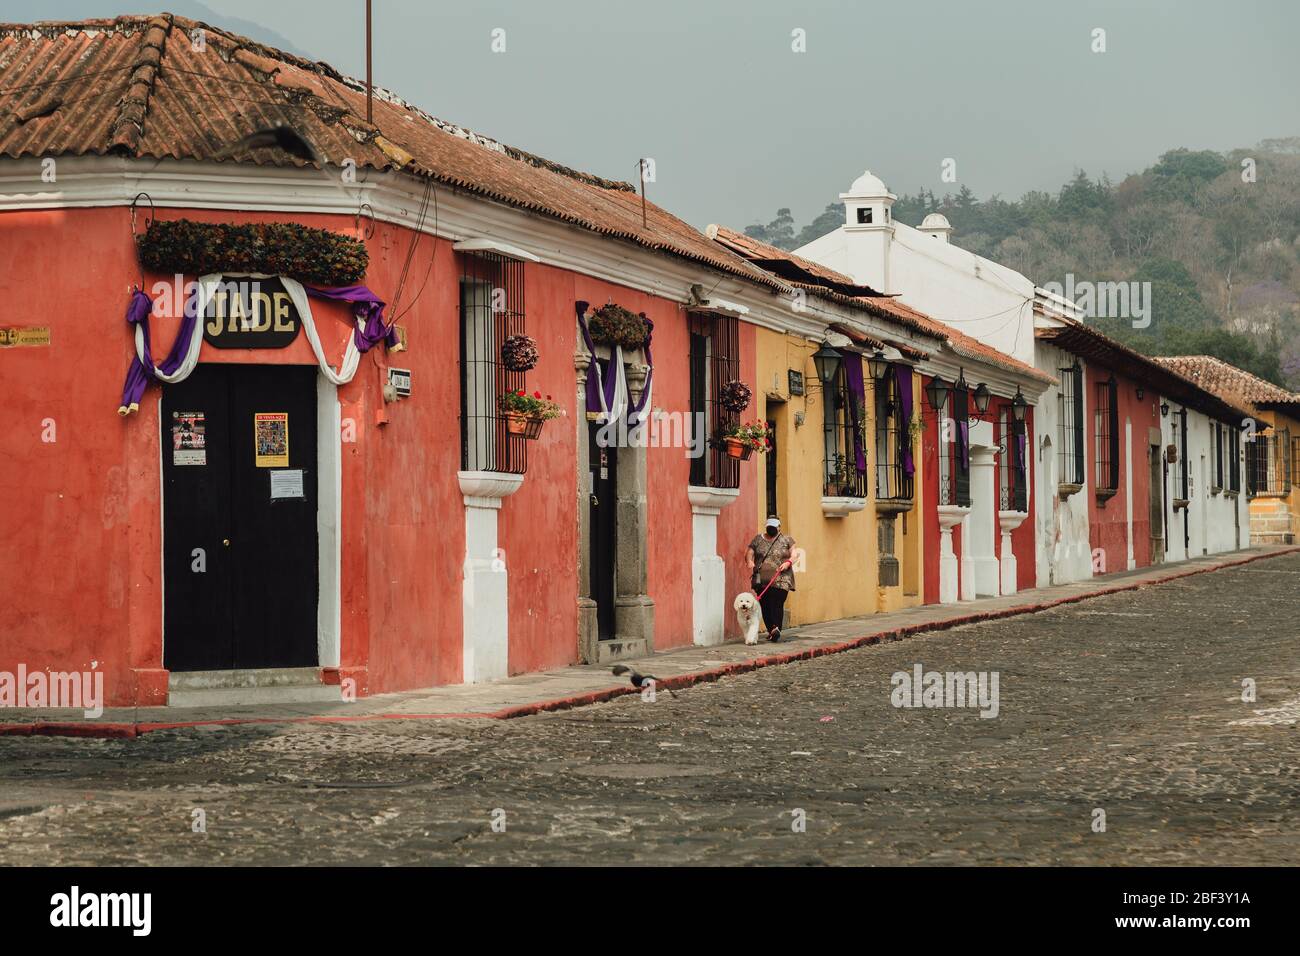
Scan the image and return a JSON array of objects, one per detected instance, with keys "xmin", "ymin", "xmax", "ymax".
[
  {"xmin": 874, "ymin": 367, "xmax": 913, "ymax": 503},
  {"xmin": 937, "ymin": 387, "xmax": 971, "ymax": 507},
  {"xmin": 998, "ymin": 407, "xmax": 1028, "ymax": 512},
  {"xmin": 1176, "ymin": 407, "xmax": 1189, "ymax": 500},
  {"xmin": 688, "ymin": 312, "xmax": 740, "ymax": 490},
  {"xmin": 1058, "ymin": 360, "xmax": 1085, "ymax": 487},
  {"xmin": 1229, "ymin": 426, "xmax": 1241, "ymax": 493},
  {"xmin": 1212, "ymin": 421, "xmax": 1224, "ymax": 491},
  {"xmin": 459, "ymin": 252, "xmax": 526, "ymax": 474},
  {"xmin": 1293, "ymin": 436, "xmax": 1300, "ymax": 494},
  {"xmin": 1094, "ymin": 376, "xmax": 1119, "ymax": 493},
  {"xmin": 823, "ymin": 366, "xmax": 866, "ymax": 497},
  {"xmin": 1252, "ymin": 428, "xmax": 1293, "ymax": 494}
]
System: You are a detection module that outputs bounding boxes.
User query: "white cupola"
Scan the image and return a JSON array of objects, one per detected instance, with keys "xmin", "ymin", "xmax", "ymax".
[
  {"xmin": 840, "ymin": 169, "xmax": 896, "ymax": 229},
  {"xmin": 836, "ymin": 169, "xmax": 896, "ymax": 291},
  {"xmin": 919, "ymin": 212, "xmax": 953, "ymax": 243}
]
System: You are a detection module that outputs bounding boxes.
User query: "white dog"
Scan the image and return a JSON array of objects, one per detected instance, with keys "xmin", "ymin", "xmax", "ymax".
[{"xmin": 734, "ymin": 591, "xmax": 762, "ymax": 646}]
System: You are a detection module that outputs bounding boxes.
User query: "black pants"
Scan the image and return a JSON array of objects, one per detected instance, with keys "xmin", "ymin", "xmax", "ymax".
[{"xmin": 759, "ymin": 586, "xmax": 787, "ymax": 632}]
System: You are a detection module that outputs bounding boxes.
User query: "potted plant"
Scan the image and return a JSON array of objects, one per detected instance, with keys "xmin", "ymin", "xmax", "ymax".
[
  {"xmin": 829, "ymin": 454, "xmax": 853, "ymax": 496},
  {"xmin": 718, "ymin": 380, "xmax": 753, "ymax": 415},
  {"xmin": 500, "ymin": 334, "xmax": 539, "ymax": 372},
  {"xmin": 717, "ymin": 420, "xmax": 771, "ymax": 461},
  {"xmin": 587, "ymin": 303, "xmax": 651, "ymax": 350},
  {"xmin": 498, "ymin": 389, "xmax": 562, "ymax": 440},
  {"xmin": 908, "ymin": 411, "xmax": 925, "ymax": 443}
]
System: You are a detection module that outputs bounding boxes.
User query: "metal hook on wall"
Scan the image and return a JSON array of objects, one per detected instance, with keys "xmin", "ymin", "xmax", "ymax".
[
  {"xmin": 356, "ymin": 202, "xmax": 376, "ymax": 240},
  {"xmin": 130, "ymin": 192, "xmax": 154, "ymax": 237}
]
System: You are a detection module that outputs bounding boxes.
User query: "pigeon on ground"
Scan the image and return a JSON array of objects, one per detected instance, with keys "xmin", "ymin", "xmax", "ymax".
[{"xmin": 612, "ymin": 665, "xmax": 677, "ymax": 697}]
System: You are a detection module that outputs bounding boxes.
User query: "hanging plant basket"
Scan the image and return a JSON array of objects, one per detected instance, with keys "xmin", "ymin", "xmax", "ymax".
[
  {"xmin": 501, "ymin": 334, "xmax": 539, "ymax": 372},
  {"xmin": 137, "ymin": 218, "xmax": 369, "ymax": 286},
  {"xmin": 503, "ymin": 412, "xmax": 544, "ymax": 440},
  {"xmin": 722, "ymin": 436, "xmax": 753, "ymax": 461},
  {"xmin": 588, "ymin": 303, "xmax": 650, "ymax": 350},
  {"xmin": 498, "ymin": 389, "xmax": 561, "ymax": 441},
  {"xmin": 718, "ymin": 380, "xmax": 753, "ymax": 414}
]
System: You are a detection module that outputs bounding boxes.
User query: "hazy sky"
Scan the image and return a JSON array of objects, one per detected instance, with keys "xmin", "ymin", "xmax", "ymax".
[{"xmin": 23, "ymin": 0, "xmax": 1300, "ymax": 231}]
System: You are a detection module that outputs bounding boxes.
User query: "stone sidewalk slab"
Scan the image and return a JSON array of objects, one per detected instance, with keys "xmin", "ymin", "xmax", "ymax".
[{"xmin": 3, "ymin": 545, "xmax": 1296, "ymax": 737}]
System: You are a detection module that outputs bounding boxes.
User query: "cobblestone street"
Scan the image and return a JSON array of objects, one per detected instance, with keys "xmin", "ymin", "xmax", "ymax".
[{"xmin": 2, "ymin": 554, "xmax": 1298, "ymax": 866}]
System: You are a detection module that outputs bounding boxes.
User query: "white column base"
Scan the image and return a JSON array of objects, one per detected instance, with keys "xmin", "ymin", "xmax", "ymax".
[
  {"xmin": 689, "ymin": 486, "xmax": 740, "ymax": 646},
  {"xmin": 459, "ymin": 471, "xmax": 524, "ymax": 684},
  {"xmin": 998, "ymin": 510, "xmax": 1028, "ymax": 596},
  {"xmin": 937, "ymin": 505, "xmax": 969, "ymax": 606}
]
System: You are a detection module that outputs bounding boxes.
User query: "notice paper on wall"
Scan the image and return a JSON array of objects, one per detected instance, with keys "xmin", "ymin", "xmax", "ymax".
[
  {"xmin": 270, "ymin": 469, "xmax": 305, "ymax": 500},
  {"xmin": 254, "ymin": 412, "xmax": 289, "ymax": 467}
]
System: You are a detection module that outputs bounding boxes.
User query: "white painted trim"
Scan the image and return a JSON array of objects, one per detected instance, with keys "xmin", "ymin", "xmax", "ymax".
[
  {"xmin": 317, "ymin": 373, "xmax": 342, "ymax": 668},
  {"xmin": 452, "ymin": 237, "xmax": 540, "ymax": 262}
]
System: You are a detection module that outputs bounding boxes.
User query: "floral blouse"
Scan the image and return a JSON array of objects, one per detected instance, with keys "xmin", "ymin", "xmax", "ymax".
[{"xmin": 748, "ymin": 533, "xmax": 796, "ymax": 592}]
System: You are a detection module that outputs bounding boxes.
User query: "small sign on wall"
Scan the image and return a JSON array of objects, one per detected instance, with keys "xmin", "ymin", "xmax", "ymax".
[
  {"xmin": 388, "ymin": 367, "xmax": 412, "ymax": 398},
  {"xmin": 788, "ymin": 369, "xmax": 805, "ymax": 396},
  {"xmin": 0, "ymin": 326, "xmax": 51, "ymax": 348}
]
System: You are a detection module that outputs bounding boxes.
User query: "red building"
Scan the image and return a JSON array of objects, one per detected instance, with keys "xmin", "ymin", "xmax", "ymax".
[{"xmin": 0, "ymin": 14, "xmax": 781, "ymax": 706}]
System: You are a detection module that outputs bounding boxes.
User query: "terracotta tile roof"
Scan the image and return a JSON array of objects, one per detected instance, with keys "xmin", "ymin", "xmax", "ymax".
[
  {"xmin": 1036, "ymin": 319, "xmax": 1259, "ymax": 423},
  {"xmin": 0, "ymin": 14, "xmax": 783, "ymax": 290},
  {"xmin": 708, "ymin": 223, "xmax": 1055, "ymax": 385},
  {"xmin": 1154, "ymin": 355, "xmax": 1300, "ymax": 414}
]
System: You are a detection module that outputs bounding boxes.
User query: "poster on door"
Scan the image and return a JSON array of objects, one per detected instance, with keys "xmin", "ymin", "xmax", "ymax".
[
  {"xmin": 171, "ymin": 411, "xmax": 206, "ymax": 466},
  {"xmin": 254, "ymin": 412, "xmax": 289, "ymax": 467}
]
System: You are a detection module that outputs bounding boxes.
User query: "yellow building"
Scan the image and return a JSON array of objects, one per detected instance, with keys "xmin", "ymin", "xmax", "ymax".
[
  {"xmin": 707, "ymin": 227, "xmax": 948, "ymax": 626},
  {"xmin": 1156, "ymin": 356, "xmax": 1300, "ymax": 544}
]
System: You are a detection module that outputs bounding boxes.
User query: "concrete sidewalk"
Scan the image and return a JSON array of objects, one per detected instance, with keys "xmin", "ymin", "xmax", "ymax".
[{"xmin": 4, "ymin": 545, "xmax": 1297, "ymax": 737}]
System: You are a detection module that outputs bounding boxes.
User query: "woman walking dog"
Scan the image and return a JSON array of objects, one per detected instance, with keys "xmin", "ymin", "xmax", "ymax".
[{"xmin": 746, "ymin": 516, "xmax": 796, "ymax": 642}]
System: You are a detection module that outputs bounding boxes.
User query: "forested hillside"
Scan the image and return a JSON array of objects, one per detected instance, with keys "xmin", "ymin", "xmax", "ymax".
[{"xmin": 745, "ymin": 140, "xmax": 1300, "ymax": 387}]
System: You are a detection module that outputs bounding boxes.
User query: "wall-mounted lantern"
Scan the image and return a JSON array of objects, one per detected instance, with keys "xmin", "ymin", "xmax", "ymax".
[
  {"xmin": 867, "ymin": 350, "xmax": 889, "ymax": 381},
  {"xmin": 811, "ymin": 340, "xmax": 843, "ymax": 387},
  {"xmin": 1160, "ymin": 400, "xmax": 1170, "ymax": 418},
  {"xmin": 1011, "ymin": 387, "xmax": 1028, "ymax": 423},
  {"xmin": 925, "ymin": 375, "xmax": 950, "ymax": 413}
]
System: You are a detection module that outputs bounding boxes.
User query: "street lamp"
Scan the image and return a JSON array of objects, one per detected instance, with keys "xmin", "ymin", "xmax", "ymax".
[
  {"xmin": 812, "ymin": 340, "xmax": 843, "ymax": 387},
  {"xmin": 972, "ymin": 382, "xmax": 992, "ymax": 418},
  {"xmin": 925, "ymin": 375, "xmax": 950, "ymax": 413},
  {"xmin": 1160, "ymin": 400, "xmax": 1170, "ymax": 418},
  {"xmin": 867, "ymin": 350, "xmax": 889, "ymax": 381}
]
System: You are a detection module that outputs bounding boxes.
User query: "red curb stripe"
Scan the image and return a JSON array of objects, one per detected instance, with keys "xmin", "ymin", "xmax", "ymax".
[{"xmin": 3, "ymin": 546, "xmax": 1296, "ymax": 737}]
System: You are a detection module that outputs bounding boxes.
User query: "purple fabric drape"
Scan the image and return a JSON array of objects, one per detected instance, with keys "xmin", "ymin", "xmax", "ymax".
[
  {"xmin": 844, "ymin": 353, "xmax": 867, "ymax": 473},
  {"xmin": 627, "ymin": 317, "xmax": 654, "ymax": 428},
  {"xmin": 120, "ymin": 281, "xmax": 393, "ymax": 412},
  {"xmin": 575, "ymin": 301, "xmax": 617, "ymax": 416},
  {"xmin": 958, "ymin": 419, "xmax": 970, "ymax": 470},
  {"xmin": 895, "ymin": 364, "xmax": 915, "ymax": 477},
  {"xmin": 304, "ymin": 284, "xmax": 397, "ymax": 351},
  {"xmin": 118, "ymin": 289, "xmax": 198, "ymax": 412}
]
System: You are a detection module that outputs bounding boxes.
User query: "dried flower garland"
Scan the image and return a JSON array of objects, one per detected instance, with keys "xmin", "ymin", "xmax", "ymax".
[
  {"xmin": 718, "ymin": 379, "xmax": 753, "ymax": 413},
  {"xmin": 137, "ymin": 219, "xmax": 369, "ymax": 286},
  {"xmin": 587, "ymin": 303, "xmax": 650, "ymax": 350},
  {"xmin": 501, "ymin": 334, "xmax": 539, "ymax": 372}
]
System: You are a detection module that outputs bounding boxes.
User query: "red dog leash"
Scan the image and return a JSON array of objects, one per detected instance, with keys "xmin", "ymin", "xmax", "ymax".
[{"xmin": 754, "ymin": 560, "xmax": 792, "ymax": 601}]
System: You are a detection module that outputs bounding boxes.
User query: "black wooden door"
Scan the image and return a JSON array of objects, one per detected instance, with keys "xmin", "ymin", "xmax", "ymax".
[
  {"xmin": 162, "ymin": 367, "xmax": 235, "ymax": 670},
  {"xmin": 588, "ymin": 419, "xmax": 618, "ymax": 640},
  {"xmin": 163, "ymin": 363, "xmax": 319, "ymax": 671}
]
